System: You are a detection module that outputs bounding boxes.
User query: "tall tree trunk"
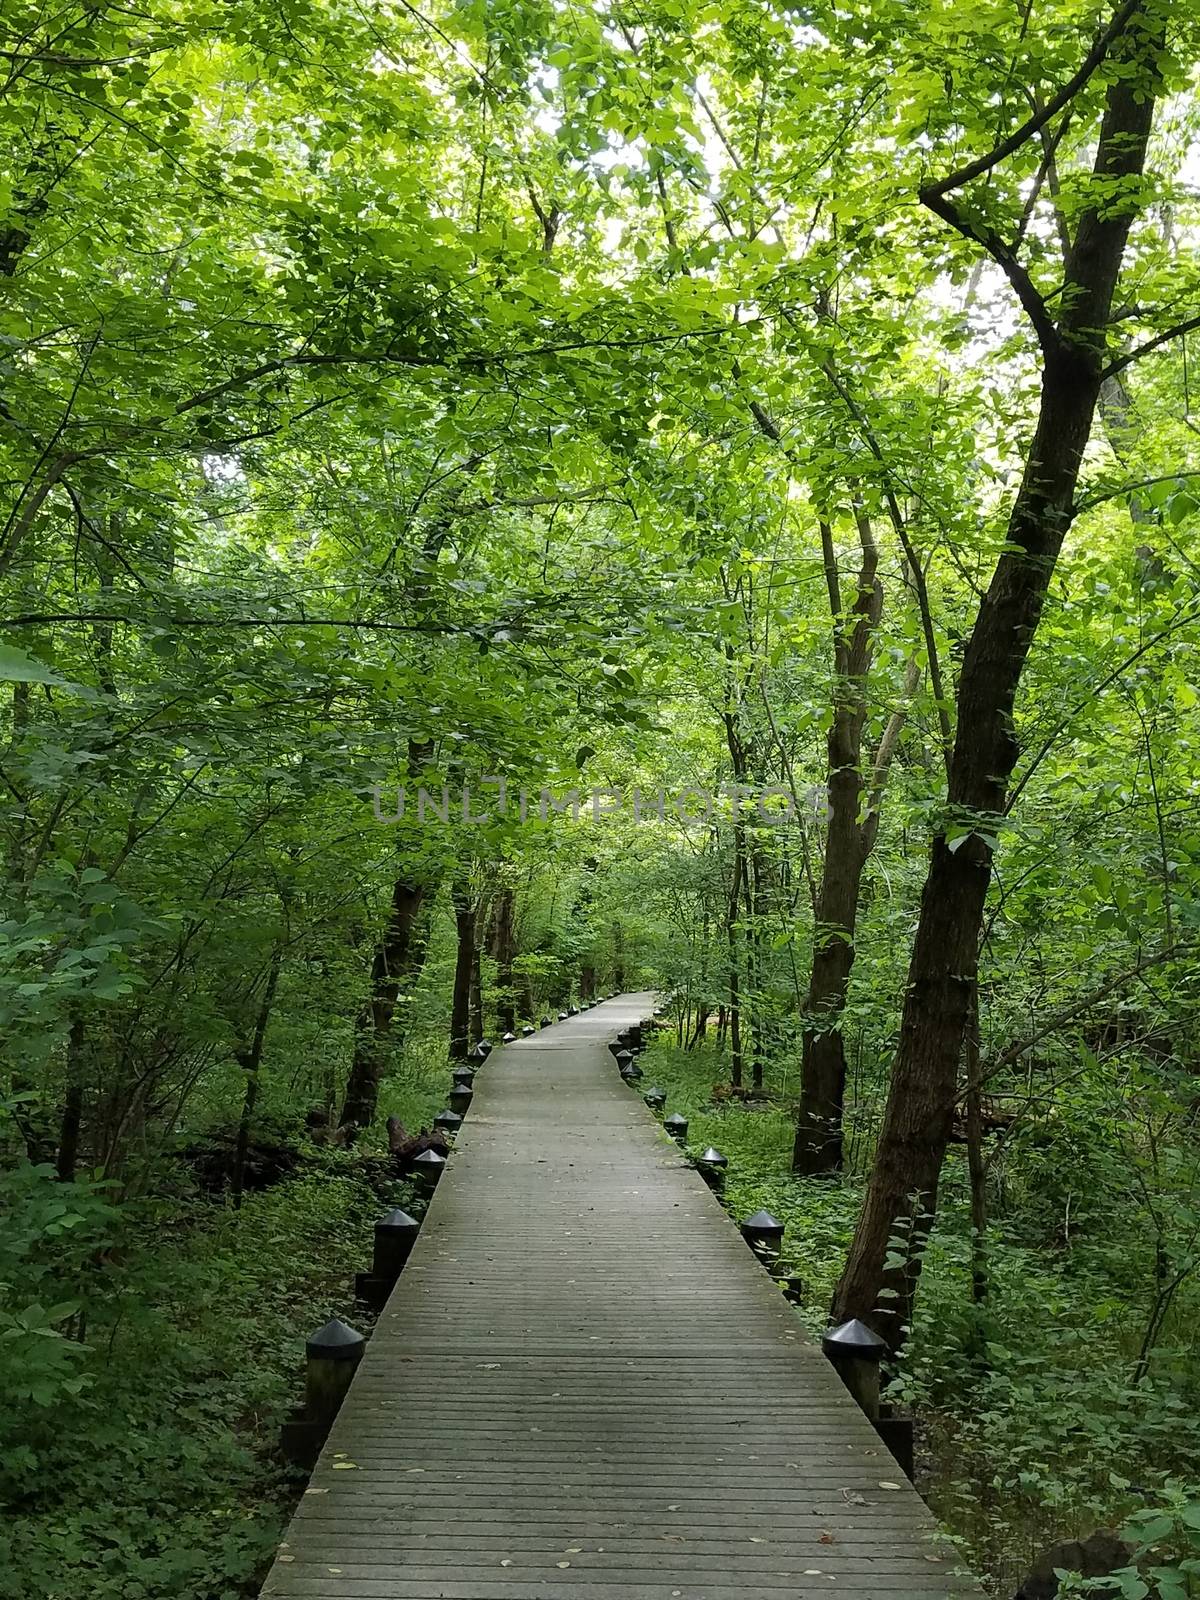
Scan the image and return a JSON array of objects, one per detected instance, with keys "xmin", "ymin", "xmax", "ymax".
[
  {"xmin": 794, "ymin": 511, "xmax": 881, "ymax": 1173},
  {"xmin": 339, "ymin": 877, "xmax": 432, "ymax": 1137},
  {"xmin": 834, "ymin": 14, "xmax": 1165, "ymax": 1338},
  {"xmin": 469, "ymin": 940, "xmax": 484, "ymax": 1046},
  {"xmin": 726, "ymin": 828, "xmax": 744, "ymax": 1090},
  {"xmin": 612, "ymin": 921, "xmax": 625, "ymax": 991},
  {"xmin": 724, "ymin": 679, "xmax": 752, "ymax": 1093},
  {"xmin": 232, "ymin": 948, "xmax": 283, "ymax": 1209},
  {"xmin": 450, "ymin": 880, "xmax": 476, "ymax": 1060},
  {"xmin": 494, "ymin": 886, "xmax": 516, "ymax": 1030}
]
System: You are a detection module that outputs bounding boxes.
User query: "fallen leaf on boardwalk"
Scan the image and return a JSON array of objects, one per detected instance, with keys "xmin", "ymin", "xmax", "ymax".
[
  {"xmin": 566, "ymin": 1548, "xmax": 582, "ymax": 1553},
  {"xmin": 277, "ymin": 1556, "xmax": 295, "ymax": 1564},
  {"xmin": 749, "ymin": 1537, "xmax": 766, "ymax": 1543},
  {"xmin": 500, "ymin": 1560, "xmax": 513, "ymax": 1568},
  {"xmin": 557, "ymin": 1562, "xmax": 571, "ymax": 1569},
  {"xmin": 878, "ymin": 1481, "xmax": 902, "ymax": 1490},
  {"xmin": 819, "ymin": 1533, "xmax": 835, "ymax": 1544},
  {"xmin": 667, "ymin": 1503, "xmax": 680, "ymax": 1510},
  {"xmin": 840, "ymin": 1490, "xmax": 866, "ymax": 1505},
  {"xmin": 479, "ymin": 1362, "xmax": 501, "ymax": 1370},
  {"xmin": 327, "ymin": 1569, "xmax": 341, "ymax": 1575},
  {"xmin": 805, "ymin": 1570, "xmax": 823, "ymax": 1575},
  {"xmin": 331, "ymin": 1462, "xmax": 358, "ymax": 1470},
  {"xmin": 303, "ymin": 1487, "xmax": 327, "ymax": 1495},
  {"xmin": 924, "ymin": 1555, "xmax": 943, "ymax": 1562}
]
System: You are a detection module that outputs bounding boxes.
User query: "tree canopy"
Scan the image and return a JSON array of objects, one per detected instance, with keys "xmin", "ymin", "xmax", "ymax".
[{"xmin": 4, "ymin": 0, "xmax": 1200, "ymax": 1594}]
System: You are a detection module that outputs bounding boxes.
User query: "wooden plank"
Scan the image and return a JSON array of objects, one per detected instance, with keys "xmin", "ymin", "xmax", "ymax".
[{"xmin": 260, "ymin": 994, "xmax": 977, "ymax": 1600}]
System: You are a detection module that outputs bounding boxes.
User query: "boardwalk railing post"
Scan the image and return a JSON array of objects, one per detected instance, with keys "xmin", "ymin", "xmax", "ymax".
[
  {"xmin": 739, "ymin": 1209, "xmax": 784, "ymax": 1265},
  {"xmin": 281, "ymin": 1316, "xmax": 365, "ymax": 1467},
  {"xmin": 697, "ymin": 1146, "xmax": 727, "ymax": 1191},
  {"xmin": 412, "ymin": 1148, "xmax": 446, "ymax": 1188},
  {"xmin": 355, "ymin": 1207, "xmax": 420, "ymax": 1310},
  {"xmin": 821, "ymin": 1318, "xmax": 886, "ymax": 1421},
  {"xmin": 306, "ymin": 1317, "xmax": 366, "ymax": 1433}
]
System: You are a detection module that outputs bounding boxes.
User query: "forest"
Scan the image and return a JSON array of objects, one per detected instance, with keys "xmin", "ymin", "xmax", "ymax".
[{"xmin": 2, "ymin": 0, "xmax": 1200, "ymax": 1594}]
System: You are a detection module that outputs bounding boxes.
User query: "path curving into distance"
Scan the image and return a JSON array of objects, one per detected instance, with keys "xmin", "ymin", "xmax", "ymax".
[{"xmin": 261, "ymin": 993, "xmax": 976, "ymax": 1600}]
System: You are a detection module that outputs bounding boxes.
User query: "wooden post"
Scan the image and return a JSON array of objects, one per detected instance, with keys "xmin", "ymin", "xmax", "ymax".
[
  {"xmin": 305, "ymin": 1318, "xmax": 366, "ymax": 1435},
  {"xmin": 356, "ymin": 1209, "xmax": 420, "ymax": 1310},
  {"xmin": 822, "ymin": 1318, "xmax": 886, "ymax": 1421},
  {"xmin": 281, "ymin": 1317, "xmax": 365, "ymax": 1467}
]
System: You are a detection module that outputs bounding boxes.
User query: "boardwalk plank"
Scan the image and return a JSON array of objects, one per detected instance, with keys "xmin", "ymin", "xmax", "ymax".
[{"xmin": 260, "ymin": 995, "xmax": 976, "ymax": 1600}]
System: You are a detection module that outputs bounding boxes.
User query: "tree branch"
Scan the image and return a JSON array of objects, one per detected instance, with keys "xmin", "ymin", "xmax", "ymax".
[
  {"xmin": 919, "ymin": 189, "xmax": 1059, "ymax": 355},
  {"xmin": 1101, "ymin": 312, "xmax": 1200, "ymax": 379},
  {"xmin": 921, "ymin": 0, "xmax": 1142, "ymax": 199}
]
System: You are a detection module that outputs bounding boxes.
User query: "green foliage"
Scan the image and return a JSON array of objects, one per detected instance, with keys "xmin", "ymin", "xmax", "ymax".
[
  {"xmin": 2, "ymin": 0, "xmax": 1200, "ymax": 1591},
  {"xmin": 0, "ymin": 1167, "xmax": 379, "ymax": 1600}
]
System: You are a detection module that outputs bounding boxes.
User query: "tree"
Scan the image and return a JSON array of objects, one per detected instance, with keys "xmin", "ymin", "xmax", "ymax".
[{"xmin": 834, "ymin": 0, "xmax": 1180, "ymax": 1337}]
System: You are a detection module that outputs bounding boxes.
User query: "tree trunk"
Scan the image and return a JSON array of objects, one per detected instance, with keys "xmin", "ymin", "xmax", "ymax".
[
  {"xmin": 450, "ymin": 880, "xmax": 475, "ymax": 1060},
  {"xmin": 794, "ymin": 511, "xmax": 882, "ymax": 1174},
  {"xmin": 834, "ymin": 17, "xmax": 1164, "ymax": 1339},
  {"xmin": 339, "ymin": 877, "xmax": 432, "ymax": 1137},
  {"xmin": 469, "ymin": 941, "xmax": 484, "ymax": 1046},
  {"xmin": 232, "ymin": 948, "xmax": 283, "ymax": 1209},
  {"xmin": 494, "ymin": 886, "xmax": 516, "ymax": 1030},
  {"xmin": 727, "ymin": 833, "xmax": 744, "ymax": 1090}
]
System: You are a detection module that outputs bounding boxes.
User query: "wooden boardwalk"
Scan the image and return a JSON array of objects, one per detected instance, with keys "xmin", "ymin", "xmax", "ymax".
[{"xmin": 262, "ymin": 995, "xmax": 975, "ymax": 1600}]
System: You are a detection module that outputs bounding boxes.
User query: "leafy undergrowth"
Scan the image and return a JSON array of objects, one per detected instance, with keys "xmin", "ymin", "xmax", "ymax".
[
  {"xmin": 0, "ymin": 1161, "xmax": 386, "ymax": 1600},
  {"xmin": 376, "ymin": 1029, "xmax": 456, "ymax": 1139},
  {"xmin": 637, "ymin": 1037, "xmax": 1200, "ymax": 1593}
]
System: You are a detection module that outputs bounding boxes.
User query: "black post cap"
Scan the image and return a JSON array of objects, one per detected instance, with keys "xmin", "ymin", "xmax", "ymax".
[
  {"xmin": 502, "ymin": 1031, "xmax": 517, "ymax": 1044},
  {"xmin": 822, "ymin": 1318, "xmax": 887, "ymax": 1362},
  {"xmin": 557, "ymin": 1010, "xmax": 568, "ymax": 1020},
  {"xmin": 663, "ymin": 1112, "xmax": 689, "ymax": 1140},
  {"xmin": 568, "ymin": 1005, "xmax": 579, "ymax": 1015},
  {"xmin": 412, "ymin": 1149, "xmax": 446, "ymax": 1180},
  {"xmin": 451, "ymin": 1067, "xmax": 475, "ymax": 1088},
  {"xmin": 699, "ymin": 1146, "xmax": 728, "ymax": 1169},
  {"xmin": 621, "ymin": 1062, "xmax": 644, "ymax": 1081},
  {"xmin": 521, "ymin": 1024, "xmax": 535, "ymax": 1036},
  {"xmin": 477, "ymin": 1039, "xmax": 493, "ymax": 1057},
  {"xmin": 541, "ymin": 1016, "xmax": 553, "ymax": 1028},
  {"xmin": 448, "ymin": 1088, "xmax": 473, "ymax": 1115},
  {"xmin": 433, "ymin": 1108, "xmax": 463, "ymax": 1133},
  {"xmin": 643, "ymin": 1086, "xmax": 667, "ymax": 1110},
  {"xmin": 376, "ymin": 1207, "xmax": 419, "ymax": 1236},
  {"xmin": 306, "ymin": 1317, "xmax": 365, "ymax": 1362},
  {"xmin": 740, "ymin": 1209, "xmax": 784, "ymax": 1245}
]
